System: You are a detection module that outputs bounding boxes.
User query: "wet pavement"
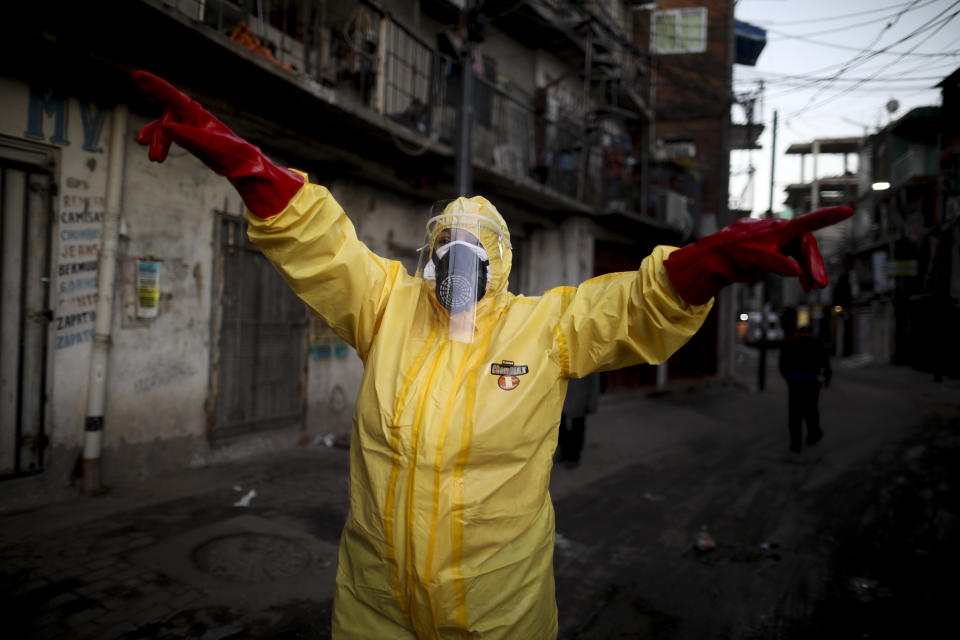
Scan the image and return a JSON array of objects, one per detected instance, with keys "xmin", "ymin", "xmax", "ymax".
[
  {"xmin": 2, "ymin": 349, "xmax": 958, "ymax": 639},
  {"xmin": 552, "ymin": 349, "xmax": 960, "ymax": 639}
]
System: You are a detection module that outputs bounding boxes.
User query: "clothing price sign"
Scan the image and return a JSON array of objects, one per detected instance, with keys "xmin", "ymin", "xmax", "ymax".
[
  {"xmin": 137, "ymin": 259, "xmax": 160, "ymax": 318},
  {"xmin": 885, "ymin": 259, "xmax": 918, "ymax": 277}
]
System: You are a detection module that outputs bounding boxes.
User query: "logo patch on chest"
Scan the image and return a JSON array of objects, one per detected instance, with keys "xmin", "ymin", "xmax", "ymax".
[{"xmin": 491, "ymin": 360, "xmax": 528, "ymax": 390}]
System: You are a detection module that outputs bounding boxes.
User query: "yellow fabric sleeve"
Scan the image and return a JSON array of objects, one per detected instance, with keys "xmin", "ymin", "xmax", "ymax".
[
  {"xmin": 552, "ymin": 245, "xmax": 714, "ymax": 378},
  {"xmin": 245, "ymin": 180, "xmax": 406, "ymax": 359}
]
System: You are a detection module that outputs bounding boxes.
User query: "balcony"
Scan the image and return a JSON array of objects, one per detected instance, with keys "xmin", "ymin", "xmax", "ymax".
[
  {"xmin": 135, "ymin": 1, "xmax": 655, "ymax": 218},
  {"xmin": 5, "ymin": 0, "xmax": 654, "ymax": 220},
  {"xmin": 890, "ymin": 147, "xmax": 937, "ymax": 187}
]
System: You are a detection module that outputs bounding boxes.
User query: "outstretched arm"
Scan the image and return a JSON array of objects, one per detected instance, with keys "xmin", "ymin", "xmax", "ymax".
[
  {"xmin": 553, "ymin": 207, "xmax": 853, "ymax": 378},
  {"xmin": 553, "ymin": 247, "xmax": 713, "ymax": 378},
  {"xmin": 132, "ymin": 70, "xmax": 402, "ymax": 356},
  {"xmin": 132, "ymin": 70, "xmax": 304, "ymax": 219},
  {"xmin": 663, "ymin": 207, "xmax": 854, "ymax": 306}
]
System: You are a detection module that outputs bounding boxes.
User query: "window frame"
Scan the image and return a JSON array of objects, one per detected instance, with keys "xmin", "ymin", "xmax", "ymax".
[{"xmin": 651, "ymin": 7, "xmax": 708, "ymax": 55}]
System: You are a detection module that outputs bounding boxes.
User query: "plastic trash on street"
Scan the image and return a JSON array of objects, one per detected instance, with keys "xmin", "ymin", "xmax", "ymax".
[
  {"xmin": 695, "ymin": 525, "xmax": 715, "ymax": 551},
  {"xmin": 233, "ymin": 489, "xmax": 257, "ymax": 507}
]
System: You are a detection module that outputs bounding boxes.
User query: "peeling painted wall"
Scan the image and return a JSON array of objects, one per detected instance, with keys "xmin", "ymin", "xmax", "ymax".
[
  {"xmin": 0, "ymin": 77, "xmax": 108, "ymax": 453},
  {"xmin": 0, "ymin": 53, "xmax": 600, "ymax": 508},
  {"xmin": 0, "ymin": 74, "xmax": 439, "ymax": 504},
  {"xmin": 525, "ymin": 217, "xmax": 596, "ymax": 294},
  {"xmin": 107, "ymin": 114, "xmax": 237, "ymax": 449}
]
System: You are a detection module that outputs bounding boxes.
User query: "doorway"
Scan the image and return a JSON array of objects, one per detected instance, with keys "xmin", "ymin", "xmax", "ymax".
[{"xmin": 1, "ymin": 137, "xmax": 55, "ymax": 479}]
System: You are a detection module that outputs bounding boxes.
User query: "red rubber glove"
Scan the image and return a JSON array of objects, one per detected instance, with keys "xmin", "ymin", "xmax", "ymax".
[
  {"xmin": 664, "ymin": 206, "xmax": 854, "ymax": 305},
  {"xmin": 132, "ymin": 70, "xmax": 304, "ymax": 219}
]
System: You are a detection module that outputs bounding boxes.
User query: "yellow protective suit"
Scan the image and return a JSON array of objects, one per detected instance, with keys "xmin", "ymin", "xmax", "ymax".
[{"xmin": 247, "ymin": 180, "xmax": 713, "ymax": 639}]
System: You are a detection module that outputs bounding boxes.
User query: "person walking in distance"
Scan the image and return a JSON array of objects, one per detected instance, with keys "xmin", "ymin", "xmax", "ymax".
[
  {"xmin": 779, "ymin": 314, "xmax": 832, "ymax": 453},
  {"xmin": 557, "ymin": 373, "xmax": 601, "ymax": 468}
]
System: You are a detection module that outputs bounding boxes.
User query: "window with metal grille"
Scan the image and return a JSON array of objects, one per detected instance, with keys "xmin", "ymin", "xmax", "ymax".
[
  {"xmin": 382, "ymin": 19, "xmax": 436, "ymax": 135},
  {"xmin": 210, "ymin": 212, "xmax": 307, "ymax": 443},
  {"xmin": 652, "ymin": 7, "xmax": 707, "ymax": 54}
]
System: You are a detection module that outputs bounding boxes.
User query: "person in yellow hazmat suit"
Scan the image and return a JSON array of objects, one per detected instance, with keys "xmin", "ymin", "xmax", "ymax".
[{"xmin": 132, "ymin": 71, "xmax": 852, "ymax": 639}]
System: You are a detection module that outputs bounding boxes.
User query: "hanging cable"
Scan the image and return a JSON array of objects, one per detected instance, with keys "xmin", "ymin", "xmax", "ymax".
[
  {"xmin": 737, "ymin": 71, "xmax": 952, "ymax": 83},
  {"xmin": 790, "ymin": 4, "xmax": 960, "ymax": 118},
  {"xmin": 748, "ymin": 1, "xmax": 958, "ymax": 103},
  {"xmin": 790, "ymin": 0, "xmax": 926, "ymax": 114},
  {"xmin": 747, "ymin": 56, "xmax": 960, "ymax": 100},
  {"xmin": 757, "ymin": 0, "xmax": 939, "ymax": 25},
  {"xmin": 770, "ymin": 0, "xmax": 941, "ymax": 37}
]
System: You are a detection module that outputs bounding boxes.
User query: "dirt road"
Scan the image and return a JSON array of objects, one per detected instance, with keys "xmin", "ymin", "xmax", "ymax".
[{"xmin": 552, "ymin": 350, "xmax": 960, "ymax": 639}]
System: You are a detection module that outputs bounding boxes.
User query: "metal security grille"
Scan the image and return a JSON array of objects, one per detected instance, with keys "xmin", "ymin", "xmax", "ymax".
[
  {"xmin": 210, "ymin": 213, "xmax": 307, "ymax": 443},
  {"xmin": 381, "ymin": 19, "xmax": 436, "ymax": 135},
  {"xmin": 1, "ymin": 140, "xmax": 54, "ymax": 480}
]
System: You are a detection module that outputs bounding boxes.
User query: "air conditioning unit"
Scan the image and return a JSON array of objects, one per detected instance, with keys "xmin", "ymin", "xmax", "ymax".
[
  {"xmin": 662, "ymin": 141, "xmax": 696, "ymax": 160},
  {"xmin": 665, "ymin": 190, "xmax": 692, "ymax": 232}
]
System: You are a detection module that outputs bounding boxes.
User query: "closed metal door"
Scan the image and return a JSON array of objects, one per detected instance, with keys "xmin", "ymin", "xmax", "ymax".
[
  {"xmin": 210, "ymin": 212, "xmax": 307, "ymax": 443},
  {"xmin": 1, "ymin": 140, "xmax": 54, "ymax": 479}
]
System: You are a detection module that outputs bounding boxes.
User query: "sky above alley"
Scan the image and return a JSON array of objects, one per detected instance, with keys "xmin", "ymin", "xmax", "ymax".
[{"xmin": 728, "ymin": 0, "xmax": 960, "ymax": 216}]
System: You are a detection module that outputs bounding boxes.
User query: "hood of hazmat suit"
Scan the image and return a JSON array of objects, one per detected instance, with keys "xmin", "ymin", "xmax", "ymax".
[
  {"xmin": 417, "ymin": 197, "xmax": 512, "ymax": 342},
  {"xmin": 246, "ymin": 177, "xmax": 712, "ymax": 639}
]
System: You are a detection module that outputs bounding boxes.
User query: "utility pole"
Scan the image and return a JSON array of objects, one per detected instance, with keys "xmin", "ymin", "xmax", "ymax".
[
  {"xmin": 577, "ymin": 37, "xmax": 593, "ymax": 202},
  {"xmin": 757, "ymin": 273, "xmax": 771, "ymax": 391},
  {"xmin": 757, "ymin": 110, "xmax": 777, "ymax": 392},
  {"xmin": 811, "ymin": 139, "xmax": 820, "ymax": 212},
  {"xmin": 455, "ymin": 0, "xmax": 482, "ymax": 196},
  {"xmin": 768, "ymin": 110, "xmax": 777, "ymax": 213}
]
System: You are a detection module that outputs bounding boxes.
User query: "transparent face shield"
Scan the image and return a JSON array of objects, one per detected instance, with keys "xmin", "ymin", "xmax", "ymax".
[{"xmin": 415, "ymin": 199, "xmax": 508, "ymax": 343}]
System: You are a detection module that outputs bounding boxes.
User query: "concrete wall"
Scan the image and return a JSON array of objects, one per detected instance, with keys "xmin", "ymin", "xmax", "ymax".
[
  {"xmin": 483, "ymin": 28, "xmax": 537, "ymax": 94},
  {"xmin": 0, "ymin": 78, "xmax": 260, "ymax": 500},
  {"xmin": 1, "ymin": 77, "xmax": 111, "ymax": 504},
  {"xmin": 524, "ymin": 217, "xmax": 596, "ymax": 294},
  {"xmin": 535, "ymin": 49, "xmax": 586, "ymax": 120},
  {"xmin": 0, "ymin": 3, "xmax": 606, "ymax": 508},
  {"xmin": 102, "ymin": 111, "xmax": 240, "ymax": 479},
  {"xmin": 0, "ymin": 72, "xmax": 444, "ymax": 505},
  {"xmin": 1, "ymin": 78, "xmax": 105, "ymax": 454}
]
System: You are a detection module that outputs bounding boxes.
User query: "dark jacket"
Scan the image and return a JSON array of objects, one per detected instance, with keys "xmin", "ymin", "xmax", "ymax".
[
  {"xmin": 562, "ymin": 373, "xmax": 602, "ymax": 418},
  {"xmin": 779, "ymin": 329, "xmax": 832, "ymax": 384}
]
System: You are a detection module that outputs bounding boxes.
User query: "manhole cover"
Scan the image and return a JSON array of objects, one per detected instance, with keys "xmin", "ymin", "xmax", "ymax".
[{"xmin": 193, "ymin": 533, "xmax": 312, "ymax": 583}]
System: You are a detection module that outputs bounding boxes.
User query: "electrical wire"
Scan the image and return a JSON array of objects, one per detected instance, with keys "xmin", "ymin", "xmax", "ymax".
[
  {"xmin": 760, "ymin": 35, "xmax": 958, "ymax": 57},
  {"xmin": 792, "ymin": 0, "xmax": 923, "ymax": 110},
  {"xmin": 739, "ymin": 42, "xmax": 957, "ymax": 82},
  {"xmin": 755, "ymin": 1, "xmax": 959, "ymax": 103},
  {"xmin": 736, "ymin": 51, "xmax": 960, "ymax": 80},
  {"xmin": 755, "ymin": 0, "xmax": 939, "ymax": 25},
  {"xmin": 789, "ymin": 5, "xmax": 959, "ymax": 118},
  {"xmin": 761, "ymin": 0, "xmax": 960, "ymax": 62},
  {"xmin": 771, "ymin": 0, "xmax": 941, "ymax": 37},
  {"xmin": 737, "ymin": 71, "xmax": 950, "ymax": 83},
  {"xmin": 484, "ymin": 0, "xmax": 529, "ymax": 23},
  {"xmin": 733, "ymin": 55, "xmax": 959, "ymax": 98},
  {"xmin": 748, "ymin": 58, "xmax": 958, "ymax": 100}
]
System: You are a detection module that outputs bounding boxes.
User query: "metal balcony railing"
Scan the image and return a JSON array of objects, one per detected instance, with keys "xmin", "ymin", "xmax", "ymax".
[
  {"xmin": 891, "ymin": 151, "xmax": 914, "ymax": 186},
  {"xmin": 151, "ymin": 0, "xmax": 648, "ymax": 213},
  {"xmin": 890, "ymin": 149, "xmax": 933, "ymax": 186}
]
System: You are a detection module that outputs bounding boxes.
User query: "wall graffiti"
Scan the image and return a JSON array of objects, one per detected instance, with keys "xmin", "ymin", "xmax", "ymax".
[
  {"xmin": 55, "ymin": 193, "xmax": 103, "ymax": 349},
  {"xmin": 22, "ymin": 87, "xmax": 109, "ymax": 351},
  {"xmin": 23, "ymin": 88, "xmax": 69, "ymax": 145},
  {"xmin": 23, "ymin": 87, "xmax": 105, "ymax": 153},
  {"xmin": 132, "ymin": 363, "xmax": 195, "ymax": 394},
  {"xmin": 308, "ymin": 315, "xmax": 349, "ymax": 360}
]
